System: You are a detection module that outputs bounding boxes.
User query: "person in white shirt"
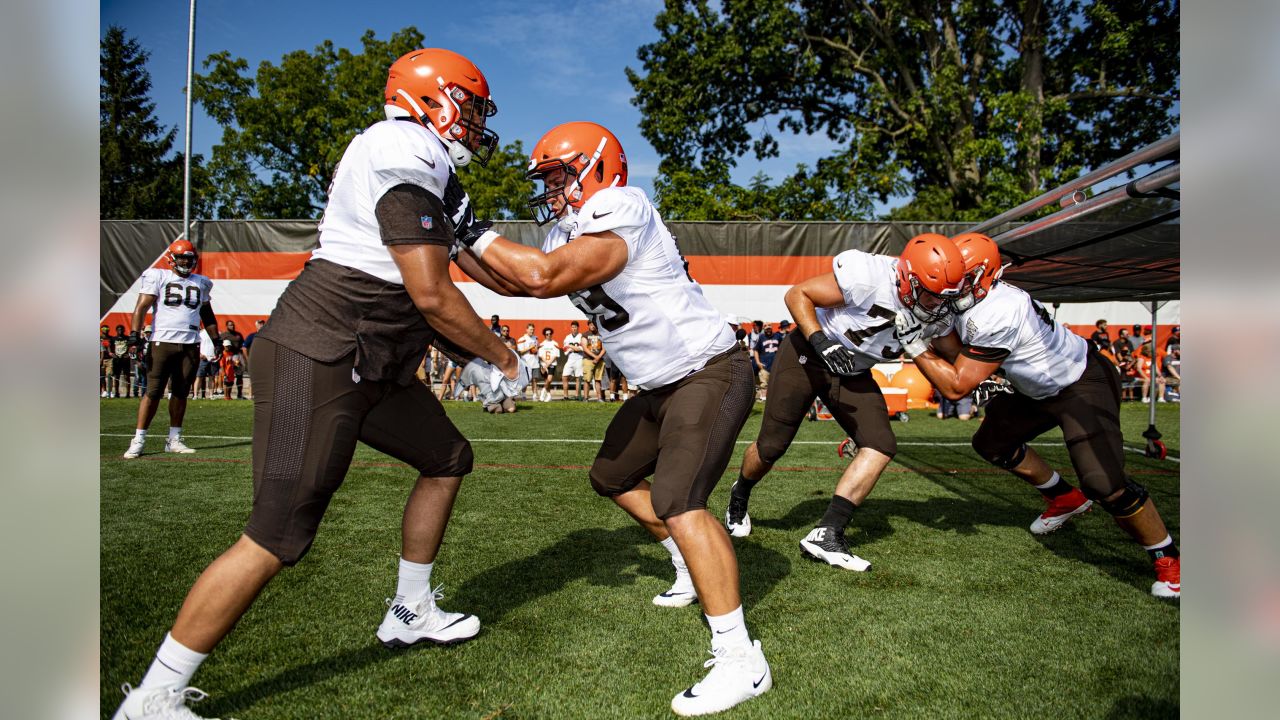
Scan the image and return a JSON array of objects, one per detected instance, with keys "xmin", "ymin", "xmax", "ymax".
[
  {"xmin": 516, "ymin": 323, "xmax": 540, "ymax": 398},
  {"xmin": 452, "ymin": 121, "xmax": 769, "ymax": 716},
  {"xmin": 561, "ymin": 321, "xmax": 585, "ymax": 400},
  {"xmin": 122, "ymin": 239, "xmax": 221, "ymax": 460},
  {"xmin": 900, "ymin": 232, "xmax": 1180, "ymax": 599},
  {"xmin": 536, "ymin": 328, "xmax": 561, "ymax": 402},
  {"xmin": 111, "ymin": 48, "xmax": 527, "ymax": 720}
]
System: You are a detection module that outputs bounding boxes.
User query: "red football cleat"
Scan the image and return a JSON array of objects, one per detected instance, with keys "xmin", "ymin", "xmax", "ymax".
[
  {"xmin": 1030, "ymin": 488, "xmax": 1092, "ymax": 535},
  {"xmin": 1152, "ymin": 556, "xmax": 1180, "ymax": 598}
]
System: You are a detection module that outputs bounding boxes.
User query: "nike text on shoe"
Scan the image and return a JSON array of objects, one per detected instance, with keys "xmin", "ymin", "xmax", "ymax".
[
  {"xmin": 123, "ymin": 437, "xmax": 146, "ymax": 460},
  {"xmin": 724, "ymin": 484, "xmax": 752, "ymax": 538},
  {"xmin": 1151, "ymin": 556, "xmax": 1180, "ymax": 599},
  {"xmin": 671, "ymin": 640, "xmax": 772, "ymax": 716},
  {"xmin": 1030, "ymin": 489, "xmax": 1092, "ymax": 535},
  {"xmin": 111, "ymin": 683, "xmax": 227, "ymax": 720},
  {"xmin": 376, "ymin": 585, "xmax": 480, "ymax": 648},
  {"xmin": 799, "ymin": 526, "xmax": 871, "ymax": 572},
  {"xmin": 164, "ymin": 437, "xmax": 196, "ymax": 454}
]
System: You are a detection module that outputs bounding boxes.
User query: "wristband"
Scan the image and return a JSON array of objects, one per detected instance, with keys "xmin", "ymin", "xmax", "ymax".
[{"xmin": 471, "ymin": 229, "xmax": 500, "ymax": 258}]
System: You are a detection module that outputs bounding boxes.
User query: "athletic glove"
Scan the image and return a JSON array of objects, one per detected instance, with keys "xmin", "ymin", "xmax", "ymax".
[
  {"xmin": 808, "ymin": 330, "xmax": 861, "ymax": 376},
  {"xmin": 894, "ymin": 312, "xmax": 928, "ymax": 359},
  {"xmin": 973, "ymin": 378, "xmax": 1014, "ymax": 407},
  {"xmin": 489, "ymin": 349, "xmax": 531, "ymax": 398}
]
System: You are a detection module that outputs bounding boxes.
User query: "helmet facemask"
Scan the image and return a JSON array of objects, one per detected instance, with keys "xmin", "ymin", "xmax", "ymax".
[
  {"xmin": 903, "ymin": 274, "xmax": 959, "ymax": 324},
  {"xmin": 526, "ymin": 158, "xmax": 584, "ymax": 225},
  {"xmin": 169, "ymin": 249, "xmax": 197, "ymax": 278}
]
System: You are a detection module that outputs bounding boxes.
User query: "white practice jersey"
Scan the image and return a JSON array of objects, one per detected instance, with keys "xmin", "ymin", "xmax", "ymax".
[
  {"xmin": 139, "ymin": 269, "xmax": 213, "ymax": 345},
  {"xmin": 543, "ymin": 186, "xmax": 736, "ymax": 389},
  {"xmin": 311, "ymin": 119, "xmax": 456, "ymax": 284},
  {"xmin": 816, "ymin": 250, "xmax": 952, "ymax": 372},
  {"xmin": 955, "ymin": 281, "xmax": 1088, "ymax": 399}
]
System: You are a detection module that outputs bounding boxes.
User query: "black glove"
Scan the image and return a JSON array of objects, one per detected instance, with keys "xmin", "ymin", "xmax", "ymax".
[
  {"xmin": 973, "ymin": 378, "xmax": 1014, "ymax": 407},
  {"xmin": 808, "ymin": 331, "xmax": 861, "ymax": 376},
  {"xmin": 456, "ymin": 219, "xmax": 494, "ymax": 249}
]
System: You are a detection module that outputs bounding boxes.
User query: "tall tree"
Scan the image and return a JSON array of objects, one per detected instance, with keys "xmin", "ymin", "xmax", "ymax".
[
  {"xmin": 195, "ymin": 28, "xmax": 532, "ymax": 219},
  {"xmin": 628, "ymin": 0, "xmax": 1179, "ymax": 221},
  {"xmin": 100, "ymin": 25, "xmax": 200, "ymax": 219}
]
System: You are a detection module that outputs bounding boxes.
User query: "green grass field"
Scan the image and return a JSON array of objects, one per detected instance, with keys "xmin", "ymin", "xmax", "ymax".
[{"xmin": 101, "ymin": 398, "xmax": 1179, "ymax": 719}]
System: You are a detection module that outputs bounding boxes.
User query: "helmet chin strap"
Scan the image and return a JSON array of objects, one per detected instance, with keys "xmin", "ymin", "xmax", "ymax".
[
  {"xmin": 389, "ymin": 92, "xmax": 475, "ymax": 167},
  {"xmin": 565, "ymin": 136, "xmax": 610, "ymax": 206}
]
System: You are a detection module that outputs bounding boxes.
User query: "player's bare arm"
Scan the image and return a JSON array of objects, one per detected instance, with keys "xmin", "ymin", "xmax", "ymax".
[
  {"xmin": 783, "ymin": 272, "xmax": 845, "ymax": 336},
  {"xmin": 930, "ymin": 329, "xmax": 964, "ymax": 363},
  {"xmin": 454, "ymin": 248, "xmax": 526, "ymax": 297},
  {"xmin": 130, "ymin": 292, "xmax": 157, "ymax": 339},
  {"xmin": 466, "ymin": 230, "xmax": 629, "ymax": 298},
  {"xmin": 912, "ymin": 345, "xmax": 1002, "ymax": 401},
  {"xmin": 199, "ymin": 302, "xmax": 220, "ymax": 347},
  {"xmin": 390, "ymin": 243, "xmax": 519, "ymax": 378}
]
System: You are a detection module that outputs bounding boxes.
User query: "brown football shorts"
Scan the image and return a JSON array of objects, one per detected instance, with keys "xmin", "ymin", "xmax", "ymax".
[
  {"xmin": 144, "ymin": 342, "xmax": 200, "ymax": 400},
  {"xmin": 244, "ymin": 338, "xmax": 473, "ymax": 565},
  {"xmin": 972, "ymin": 347, "xmax": 1127, "ymax": 499},
  {"xmin": 589, "ymin": 348, "xmax": 754, "ymax": 519},
  {"xmin": 753, "ymin": 331, "xmax": 897, "ymax": 463}
]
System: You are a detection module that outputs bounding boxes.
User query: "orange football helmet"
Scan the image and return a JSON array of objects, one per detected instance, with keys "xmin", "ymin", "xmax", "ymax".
[
  {"xmin": 384, "ymin": 48, "xmax": 498, "ymax": 166},
  {"xmin": 950, "ymin": 232, "xmax": 1005, "ymax": 311},
  {"xmin": 526, "ymin": 122, "xmax": 628, "ymax": 225},
  {"xmin": 896, "ymin": 233, "xmax": 966, "ymax": 323},
  {"xmin": 166, "ymin": 239, "xmax": 198, "ymax": 278}
]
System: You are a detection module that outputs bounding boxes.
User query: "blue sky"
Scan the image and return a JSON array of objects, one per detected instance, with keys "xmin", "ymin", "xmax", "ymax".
[{"xmin": 100, "ymin": 0, "xmax": 840, "ymax": 201}]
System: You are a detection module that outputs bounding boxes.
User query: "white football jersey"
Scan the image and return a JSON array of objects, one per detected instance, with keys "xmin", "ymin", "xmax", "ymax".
[
  {"xmin": 543, "ymin": 186, "xmax": 736, "ymax": 389},
  {"xmin": 563, "ymin": 332, "xmax": 585, "ymax": 358},
  {"xmin": 139, "ymin": 268, "xmax": 213, "ymax": 345},
  {"xmin": 311, "ymin": 119, "xmax": 456, "ymax": 284},
  {"xmin": 815, "ymin": 250, "xmax": 952, "ymax": 373},
  {"xmin": 955, "ymin": 281, "xmax": 1088, "ymax": 399}
]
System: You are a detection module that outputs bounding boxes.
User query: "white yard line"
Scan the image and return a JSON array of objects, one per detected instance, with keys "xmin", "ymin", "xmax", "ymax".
[{"xmin": 98, "ymin": 432, "xmax": 1180, "ymax": 461}]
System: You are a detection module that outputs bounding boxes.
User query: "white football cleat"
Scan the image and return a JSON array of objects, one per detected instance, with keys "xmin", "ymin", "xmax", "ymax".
[
  {"xmin": 377, "ymin": 585, "xmax": 480, "ymax": 648},
  {"xmin": 653, "ymin": 569, "xmax": 698, "ymax": 608},
  {"xmin": 671, "ymin": 640, "xmax": 772, "ymax": 717},
  {"xmin": 123, "ymin": 437, "xmax": 146, "ymax": 460},
  {"xmin": 111, "ymin": 683, "xmax": 227, "ymax": 719},
  {"xmin": 164, "ymin": 436, "xmax": 196, "ymax": 454},
  {"xmin": 799, "ymin": 526, "xmax": 871, "ymax": 572}
]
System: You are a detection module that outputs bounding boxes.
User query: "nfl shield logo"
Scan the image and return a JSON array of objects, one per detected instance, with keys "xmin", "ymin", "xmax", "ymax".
[{"xmin": 421, "ymin": 215, "xmax": 433, "ymax": 230}]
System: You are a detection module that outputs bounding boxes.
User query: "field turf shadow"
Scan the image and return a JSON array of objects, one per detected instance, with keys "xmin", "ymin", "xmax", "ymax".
[{"xmin": 1106, "ymin": 694, "xmax": 1178, "ymax": 719}]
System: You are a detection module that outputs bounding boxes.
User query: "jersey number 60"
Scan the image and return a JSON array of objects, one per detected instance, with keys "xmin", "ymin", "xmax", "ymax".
[{"xmin": 163, "ymin": 283, "xmax": 202, "ymax": 309}]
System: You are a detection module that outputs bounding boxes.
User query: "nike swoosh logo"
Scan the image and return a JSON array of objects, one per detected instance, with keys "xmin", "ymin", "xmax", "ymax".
[
  {"xmin": 753, "ymin": 673, "xmax": 767, "ymax": 688},
  {"xmin": 442, "ymin": 615, "xmax": 472, "ymax": 629},
  {"xmin": 682, "ymin": 688, "xmax": 699, "ymax": 698},
  {"xmin": 592, "ymin": 211, "xmax": 612, "ymax": 219},
  {"xmin": 660, "ymin": 591, "xmax": 691, "ymax": 598},
  {"xmin": 714, "ymin": 626, "xmax": 737, "ymax": 635},
  {"xmin": 836, "ymin": 259, "xmax": 843, "ymax": 267},
  {"xmin": 414, "ymin": 154, "xmax": 436, "ymax": 169}
]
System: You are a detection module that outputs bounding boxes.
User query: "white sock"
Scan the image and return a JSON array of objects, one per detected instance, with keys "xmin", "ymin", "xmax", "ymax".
[
  {"xmin": 168, "ymin": 426, "xmax": 182, "ymax": 441},
  {"xmin": 660, "ymin": 536, "xmax": 687, "ymax": 572},
  {"xmin": 1033, "ymin": 472, "xmax": 1062, "ymax": 490},
  {"xmin": 706, "ymin": 606, "xmax": 752, "ymax": 652},
  {"xmin": 395, "ymin": 557, "xmax": 433, "ymax": 604},
  {"xmin": 134, "ymin": 429, "xmax": 147, "ymax": 441},
  {"xmin": 1143, "ymin": 535, "xmax": 1174, "ymax": 551},
  {"xmin": 139, "ymin": 633, "xmax": 207, "ymax": 690}
]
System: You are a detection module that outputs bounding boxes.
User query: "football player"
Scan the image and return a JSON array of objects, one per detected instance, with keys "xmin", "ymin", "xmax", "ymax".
[
  {"xmin": 122, "ymin": 239, "xmax": 221, "ymax": 459},
  {"xmin": 896, "ymin": 232, "xmax": 1180, "ymax": 598},
  {"xmin": 723, "ymin": 235, "xmax": 966, "ymax": 572},
  {"xmin": 454, "ymin": 122, "xmax": 770, "ymax": 716},
  {"xmin": 111, "ymin": 49, "xmax": 528, "ymax": 719}
]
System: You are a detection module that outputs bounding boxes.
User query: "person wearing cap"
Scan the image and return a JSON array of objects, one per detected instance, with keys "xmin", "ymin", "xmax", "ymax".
[
  {"xmin": 777, "ymin": 318, "xmax": 792, "ymax": 338},
  {"xmin": 1164, "ymin": 325, "xmax": 1180, "ymax": 353},
  {"xmin": 753, "ymin": 324, "xmax": 782, "ymax": 402}
]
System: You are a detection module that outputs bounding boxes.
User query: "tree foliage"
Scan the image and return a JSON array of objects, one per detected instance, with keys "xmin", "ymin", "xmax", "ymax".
[
  {"xmin": 194, "ymin": 28, "xmax": 533, "ymax": 220},
  {"xmin": 628, "ymin": 0, "xmax": 1179, "ymax": 221},
  {"xmin": 100, "ymin": 25, "xmax": 205, "ymax": 219}
]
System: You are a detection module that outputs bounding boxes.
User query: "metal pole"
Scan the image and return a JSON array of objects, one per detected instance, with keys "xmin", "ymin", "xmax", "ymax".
[
  {"xmin": 1148, "ymin": 304, "xmax": 1159, "ymax": 426},
  {"xmin": 990, "ymin": 163, "xmax": 1179, "ymax": 247},
  {"xmin": 967, "ymin": 133, "xmax": 1179, "ymax": 236},
  {"xmin": 182, "ymin": 0, "xmax": 197, "ymax": 241}
]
